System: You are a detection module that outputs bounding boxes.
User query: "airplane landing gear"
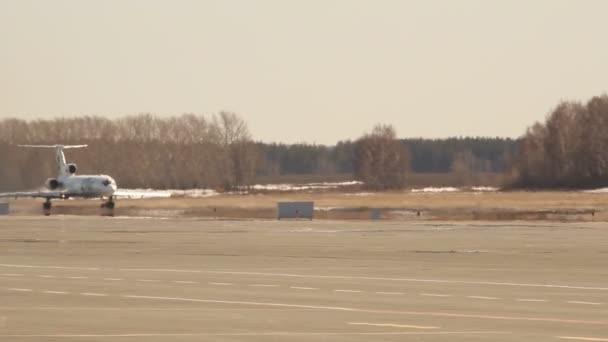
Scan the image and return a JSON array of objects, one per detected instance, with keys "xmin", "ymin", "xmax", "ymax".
[
  {"xmin": 43, "ymin": 198, "xmax": 52, "ymax": 216},
  {"xmin": 100, "ymin": 196, "xmax": 115, "ymax": 216}
]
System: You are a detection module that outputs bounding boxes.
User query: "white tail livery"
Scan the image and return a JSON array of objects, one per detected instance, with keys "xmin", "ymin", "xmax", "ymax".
[
  {"xmin": 18, "ymin": 145, "xmax": 88, "ymax": 177},
  {"xmin": 1, "ymin": 144, "xmax": 118, "ymax": 216}
]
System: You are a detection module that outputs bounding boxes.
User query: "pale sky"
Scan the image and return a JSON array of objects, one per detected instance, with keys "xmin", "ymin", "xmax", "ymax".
[{"xmin": 1, "ymin": 0, "xmax": 607, "ymax": 144}]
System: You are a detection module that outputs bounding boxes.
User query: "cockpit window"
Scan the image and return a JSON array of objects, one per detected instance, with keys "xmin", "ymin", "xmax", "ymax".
[{"xmin": 102, "ymin": 179, "xmax": 111, "ymax": 186}]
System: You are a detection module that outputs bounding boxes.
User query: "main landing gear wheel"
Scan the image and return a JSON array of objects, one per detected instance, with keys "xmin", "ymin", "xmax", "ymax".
[
  {"xmin": 100, "ymin": 196, "xmax": 115, "ymax": 217},
  {"xmin": 43, "ymin": 199, "xmax": 52, "ymax": 216}
]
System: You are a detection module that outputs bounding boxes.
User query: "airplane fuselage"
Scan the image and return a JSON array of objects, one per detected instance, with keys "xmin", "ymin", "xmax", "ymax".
[{"xmin": 47, "ymin": 175, "xmax": 117, "ymax": 198}]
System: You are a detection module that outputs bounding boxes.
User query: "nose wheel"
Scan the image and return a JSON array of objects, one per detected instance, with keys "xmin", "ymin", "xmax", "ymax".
[
  {"xmin": 43, "ymin": 198, "xmax": 52, "ymax": 216},
  {"xmin": 100, "ymin": 196, "xmax": 115, "ymax": 216}
]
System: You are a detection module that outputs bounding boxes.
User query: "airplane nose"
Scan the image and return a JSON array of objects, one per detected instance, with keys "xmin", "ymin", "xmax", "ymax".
[{"xmin": 103, "ymin": 178, "xmax": 117, "ymax": 192}]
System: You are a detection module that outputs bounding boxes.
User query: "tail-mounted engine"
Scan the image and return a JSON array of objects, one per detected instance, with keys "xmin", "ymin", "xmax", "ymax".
[
  {"xmin": 66, "ymin": 163, "xmax": 77, "ymax": 174},
  {"xmin": 45, "ymin": 178, "xmax": 63, "ymax": 190}
]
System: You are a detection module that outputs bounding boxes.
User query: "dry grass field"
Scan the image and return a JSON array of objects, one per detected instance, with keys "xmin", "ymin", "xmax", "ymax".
[{"xmin": 5, "ymin": 190, "xmax": 608, "ymax": 221}]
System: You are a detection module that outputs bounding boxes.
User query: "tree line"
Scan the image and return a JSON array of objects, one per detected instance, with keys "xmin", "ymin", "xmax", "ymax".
[
  {"xmin": 257, "ymin": 138, "xmax": 514, "ymax": 176},
  {"xmin": 0, "ymin": 113, "xmax": 256, "ymax": 191},
  {"xmin": 513, "ymin": 94, "xmax": 608, "ymax": 188},
  {"xmin": 0, "ymin": 113, "xmax": 517, "ymax": 191},
  {"xmin": 7, "ymin": 94, "xmax": 600, "ymax": 192}
]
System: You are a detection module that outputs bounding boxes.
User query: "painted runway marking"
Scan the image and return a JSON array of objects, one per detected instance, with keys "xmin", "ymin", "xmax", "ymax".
[
  {"xmin": 80, "ymin": 293, "xmax": 108, "ymax": 297},
  {"xmin": 37, "ymin": 275, "xmax": 56, "ymax": 278},
  {"xmin": 209, "ymin": 282, "xmax": 233, "ymax": 286},
  {"xmin": 43, "ymin": 291, "xmax": 68, "ymax": 295},
  {"xmin": 0, "ymin": 262, "xmax": 588, "ymax": 293},
  {"xmin": 0, "ymin": 262, "xmax": 579, "ymax": 292},
  {"xmin": 334, "ymin": 289, "xmax": 363, "ymax": 293},
  {"xmin": 0, "ymin": 264, "xmax": 99, "ymax": 271},
  {"xmin": 122, "ymin": 294, "xmax": 607, "ymax": 325},
  {"xmin": 349, "ymin": 322, "xmax": 439, "ymax": 329},
  {"xmin": 566, "ymin": 301, "xmax": 603, "ymax": 306},
  {"xmin": 468, "ymin": 296, "xmax": 500, "ymax": 300},
  {"xmin": 558, "ymin": 337, "xmax": 608, "ymax": 341},
  {"xmin": 421, "ymin": 293, "xmax": 452, "ymax": 297},
  {"xmin": 7, "ymin": 288, "xmax": 32, "ymax": 292},
  {"xmin": 290, "ymin": 286, "xmax": 318, "ymax": 290},
  {"xmin": 0, "ymin": 273, "xmax": 23, "ymax": 276},
  {"xmin": 376, "ymin": 292, "xmax": 404, "ymax": 295},
  {"xmin": 0, "ymin": 332, "xmax": 512, "ymax": 337},
  {"xmin": 123, "ymin": 268, "xmax": 203, "ymax": 273},
  {"xmin": 67, "ymin": 276, "xmax": 88, "ymax": 279},
  {"xmin": 173, "ymin": 281, "xmax": 197, "ymax": 284},
  {"xmin": 517, "ymin": 299, "xmax": 547, "ymax": 302},
  {"xmin": 103, "ymin": 278, "xmax": 123, "ymax": 281},
  {"xmin": 193, "ymin": 270, "xmax": 608, "ymax": 292},
  {"xmin": 250, "ymin": 284, "xmax": 279, "ymax": 287},
  {"xmin": 136, "ymin": 279, "xmax": 161, "ymax": 283}
]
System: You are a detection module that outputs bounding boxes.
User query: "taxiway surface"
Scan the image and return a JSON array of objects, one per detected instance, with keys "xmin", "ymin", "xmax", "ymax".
[{"xmin": 0, "ymin": 217, "xmax": 606, "ymax": 341}]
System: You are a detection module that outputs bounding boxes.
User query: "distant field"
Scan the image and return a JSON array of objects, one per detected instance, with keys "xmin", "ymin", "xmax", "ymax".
[{"xmin": 6, "ymin": 190, "xmax": 607, "ymax": 221}]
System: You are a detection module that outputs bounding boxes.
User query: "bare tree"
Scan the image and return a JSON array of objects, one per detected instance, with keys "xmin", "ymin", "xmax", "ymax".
[
  {"xmin": 514, "ymin": 94, "xmax": 608, "ymax": 188},
  {"xmin": 212, "ymin": 112, "xmax": 256, "ymax": 189},
  {"xmin": 353, "ymin": 124, "xmax": 410, "ymax": 190}
]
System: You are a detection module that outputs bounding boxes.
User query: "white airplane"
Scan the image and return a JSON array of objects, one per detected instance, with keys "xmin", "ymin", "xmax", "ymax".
[{"xmin": 0, "ymin": 145, "xmax": 118, "ymax": 216}]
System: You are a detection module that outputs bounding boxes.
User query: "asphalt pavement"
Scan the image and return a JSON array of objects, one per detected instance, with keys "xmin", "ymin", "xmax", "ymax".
[{"xmin": 0, "ymin": 217, "xmax": 606, "ymax": 341}]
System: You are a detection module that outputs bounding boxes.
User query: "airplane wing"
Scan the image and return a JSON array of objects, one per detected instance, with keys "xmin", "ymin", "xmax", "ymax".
[{"xmin": 0, "ymin": 190, "xmax": 65, "ymax": 199}]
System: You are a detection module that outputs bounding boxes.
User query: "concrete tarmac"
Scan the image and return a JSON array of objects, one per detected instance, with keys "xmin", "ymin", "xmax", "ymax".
[{"xmin": 0, "ymin": 217, "xmax": 606, "ymax": 341}]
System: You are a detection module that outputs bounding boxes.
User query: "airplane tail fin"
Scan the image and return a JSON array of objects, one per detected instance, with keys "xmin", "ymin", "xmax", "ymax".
[{"xmin": 18, "ymin": 144, "xmax": 88, "ymax": 177}]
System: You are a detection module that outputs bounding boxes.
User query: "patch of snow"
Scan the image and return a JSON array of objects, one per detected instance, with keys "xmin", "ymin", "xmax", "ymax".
[
  {"xmin": 247, "ymin": 181, "xmax": 361, "ymax": 192},
  {"xmin": 115, "ymin": 183, "xmax": 497, "ymax": 198},
  {"xmin": 115, "ymin": 188, "xmax": 218, "ymax": 199},
  {"xmin": 471, "ymin": 186, "xmax": 499, "ymax": 192},
  {"xmin": 342, "ymin": 192, "xmax": 375, "ymax": 197},
  {"xmin": 411, "ymin": 187, "xmax": 460, "ymax": 193},
  {"xmin": 315, "ymin": 207, "xmax": 341, "ymax": 211},
  {"xmin": 169, "ymin": 189, "xmax": 218, "ymax": 198},
  {"xmin": 584, "ymin": 188, "xmax": 608, "ymax": 193},
  {"xmin": 411, "ymin": 186, "xmax": 498, "ymax": 193},
  {"xmin": 114, "ymin": 189, "xmax": 172, "ymax": 199}
]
